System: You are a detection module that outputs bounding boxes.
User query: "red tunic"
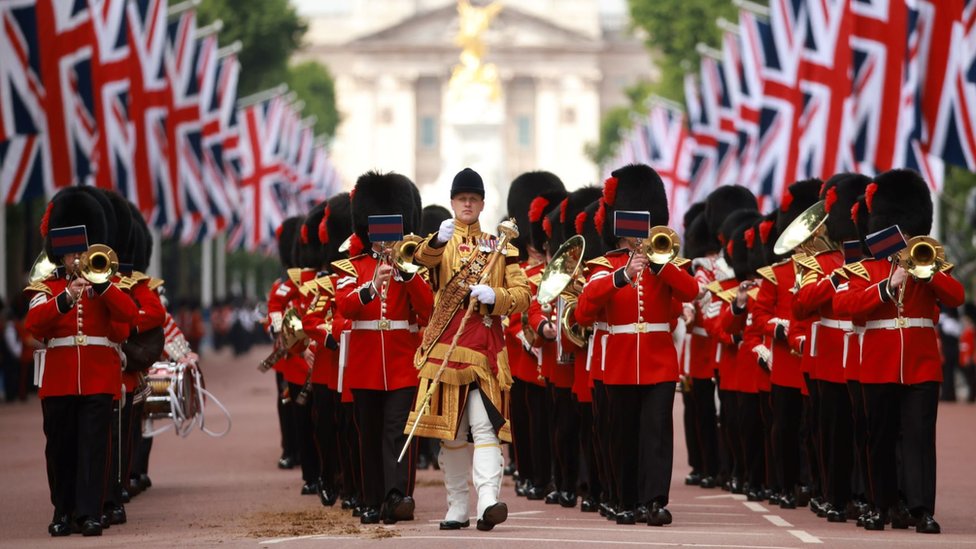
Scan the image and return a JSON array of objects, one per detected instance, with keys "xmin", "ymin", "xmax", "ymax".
[
  {"xmin": 510, "ymin": 262, "xmax": 545, "ymax": 386},
  {"xmin": 575, "ymin": 258, "xmax": 612, "ymax": 385},
  {"xmin": 702, "ymin": 279, "xmax": 740, "ymax": 391},
  {"xmin": 335, "ymin": 254, "xmax": 434, "ymax": 391},
  {"xmin": 575, "ymin": 251, "xmax": 698, "ymax": 386},
  {"xmin": 835, "ymin": 259, "xmax": 964, "ymax": 384},
  {"xmin": 25, "ymin": 275, "xmax": 137, "ymax": 398},
  {"xmin": 122, "ymin": 277, "xmax": 167, "ymax": 392},
  {"xmin": 303, "ymin": 274, "xmax": 340, "ymax": 389},
  {"xmin": 793, "ymin": 251, "xmax": 848, "ymax": 384},
  {"xmin": 751, "ymin": 260, "xmax": 804, "ymax": 389}
]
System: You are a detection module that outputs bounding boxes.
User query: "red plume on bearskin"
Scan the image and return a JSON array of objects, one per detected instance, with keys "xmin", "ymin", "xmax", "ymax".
[
  {"xmin": 275, "ymin": 224, "xmax": 284, "ymax": 240},
  {"xmin": 744, "ymin": 228, "xmax": 756, "ymax": 249},
  {"xmin": 348, "ymin": 233, "xmax": 364, "ymax": 256},
  {"xmin": 575, "ymin": 212, "xmax": 587, "ymax": 236},
  {"xmin": 780, "ymin": 190, "xmax": 794, "ymax": 212},
  {"xmin": 824, "ymin": 186, "xmax": 838, "ymax": 213},
  {"xmin": 594, "ymin": 201, "xmax": 607, "ymax": 235},
  {"xmin": 759, "ymin": 220, "xmax": 774, "ymax": 244},
  {"xmin": 851, "ymin": 201, "xmax": 861, "ymax": 224},
  {"xmin": 40, "ymin": 201, "xmax": 53, "ymax": 237},
  {"xmin": 603, "ymin": 176, "xmax": 618, "ymax": 206},
  {"xmin": 726, "ymin": 240, "xmax": 734, "ymax": 256},
  {"xmin": 542, "ymin": 216, "xmax": 553, "ymax": 238},
  {"xmin": 865, "ymin": 182, "xmax": 878, "ymax": 213},
  {"xmin": 300, "ymin": 224, "xmax": 309, "ymax": 244},
  {"xmin": 528, "ymin": 196, "xmax": 549, "ymax": 223},
  {"xmin": 319, "ymin": 206, "xmax": 330, "ymax": 244},
  {"xmin": 560, "ymin": 200, "xmax": 568, "ymax": 223}
]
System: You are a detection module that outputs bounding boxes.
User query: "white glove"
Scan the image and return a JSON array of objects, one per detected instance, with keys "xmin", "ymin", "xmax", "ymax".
[
  {"xmin": 470, "ymin": 284, "xmax": 495, "ymax": 305},
  {"xmin": 436, "ymin": 218, "xmax": 455, "ymax": 244}
]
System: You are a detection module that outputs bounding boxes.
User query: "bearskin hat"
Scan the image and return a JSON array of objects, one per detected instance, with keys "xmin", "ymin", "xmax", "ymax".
[
  {"xmin": 745, "ymin": 218, "xmax": 770, "ymax": 274},
  {"xmin": 576, "ymin": 200, "xmax": 608, "ymax": 261},
  {"xmin": 551, "ymin": 186, "xmax": 602, "ymax": 251},
  {"xmin": 98, "ymin": 190, "xmax": 135, "ymax": 265},
  {"xmin": 528, "ymin": 190, "xmax": 568, "ymax": 254},
  {"xmin": 507, "ymin": 171, "xmax": 567, "ymax": 254},
  {"xmin": 683, "ymin": 202, "xmax": 705, "ymax": 233},
  {"xmin": 351, "ymin": 171, "xmax": 421, "ymax": 249},
  {"xmin": 776, "ymin": 178, "xmax": 822, "ymax": 235},
  {"xmin": 277, "ymin": 216, "xmax": 303, "ymax": 269},
  {"xmin": 126, "ymin": 202, "xmax": 151, "ymax": 273},
  {"xmin": 322, "ymin": 192, "xmax": 353, "ymax": 267},
  {"xmin": 866, "ymin": 169, "xmax": 933, "ymax": 237},
  {"xmin": 683, "ymin": 214, "xmax": 711, "ymax": 260},
  {"xmin": 597, "ymin": 164, "xmax": 669, "ymax": 249},
  {"xmin": 296, "ymin": 202, "xmax": 327, "ymax": 269},
  {"xmin": 704, "ymin": 185, "xmax": 757, "ymax": 241},
  {"xmin": 42, "ymin": 187, "xmax": 110, "ymax": 263},
  {"xmin": 820, "ymin": 173, "xmax": 870, "ymax": 244},
  {"xmin": 422, "ymin": 204, "xmax": 452, "ymax": 237},
  {"xmin": 851, "ymin": 194, "xmax": 871, "ymax": 256},
  {"xmin": 724, "ymin": 211, "xmax": 762, "ymax": 281}
]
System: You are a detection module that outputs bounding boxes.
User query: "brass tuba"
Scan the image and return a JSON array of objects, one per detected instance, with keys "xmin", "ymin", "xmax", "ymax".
[
  {"xmin": 642, "ymin": 226, "xmax": 681, "ymax": 264},
  {"xmin": 896, "ymin": 236, "xmax": 946, "ymax": 281},
  {"xmin": 77, "ymin": 244, "xmax": 119, "ymax": 284},
  {"xmin": 537, "ymin": 235, "xmax": 588, "ymax": 360}
]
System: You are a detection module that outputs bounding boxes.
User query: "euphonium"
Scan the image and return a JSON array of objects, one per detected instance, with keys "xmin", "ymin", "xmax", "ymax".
[
  {"xmin": 896, "ymin": 236, "xmax": 945, "ymax": 281},
  {"xmin": 642, "ymin": 226, "xmax": 680, "ymax": 265},
  {"xmin": 559, "ymin": 296, "xmax": 588, "ymax": 348},
  {"xmin": 773, "ymin": 200, "xmax": 836, "ymax": 256},
  {"xmin": 28, "ymin": 251, "xmax": 57, "ymax": 284},
  {"xmin": 537, "ymin": 235, "xmax": 585, "ymax": 311},
  {"xmin": 280, "ymin": 308, "xmax": 308, "ymax": 350},
  {"xmin": 77, "ymin": 244, "xmax": 119, "ymax": 284}
]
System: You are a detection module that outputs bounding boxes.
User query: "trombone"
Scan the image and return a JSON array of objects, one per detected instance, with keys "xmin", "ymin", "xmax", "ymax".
[{"xmin": 537, "ymin": 235, "xmax": 587, "ymax": 361}]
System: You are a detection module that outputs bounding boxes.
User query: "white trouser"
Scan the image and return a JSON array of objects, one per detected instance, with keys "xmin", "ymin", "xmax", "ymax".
[{"xmin": 438, "ymin": 387, "xmax": 504, "ymax": 522}]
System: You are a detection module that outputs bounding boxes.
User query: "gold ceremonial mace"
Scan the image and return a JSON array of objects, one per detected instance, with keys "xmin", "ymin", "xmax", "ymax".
[{"xmin": 397, "ymin": 219, "xmax": 519, "ymax": 463}]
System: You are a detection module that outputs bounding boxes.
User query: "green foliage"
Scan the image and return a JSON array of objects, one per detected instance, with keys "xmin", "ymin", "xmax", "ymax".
[
  {"xmin": 587, "ymin": 82, "xmax": 653, "ymax": 165},
  {"xmin": 286, "ymin": 61, "xmax": 340, "ymax": 138},
  {"xmin": 940, "ymin": 166, "xmax": 976, "ymax": 289},
  {"xmin": 197, "ymin": 0, "xmax": 307, "ymax": 96}
]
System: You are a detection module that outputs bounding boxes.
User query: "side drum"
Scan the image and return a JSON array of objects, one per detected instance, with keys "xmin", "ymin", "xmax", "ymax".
[{"xmin": 144, "ymin": 361, "xmax": 202, "ymax": 421}]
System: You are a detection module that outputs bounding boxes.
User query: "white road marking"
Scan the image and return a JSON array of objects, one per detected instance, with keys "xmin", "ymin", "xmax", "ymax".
[
  {"xmin": 743, "ymin": 502, "xmax": 768, "ymax": 512},
  {"xmin": 259, "ymin": 535, "xmax": 802, "ymax": 548},
  {"xmin": 698, "ymin": 494, "xmax": 747, "ymax": 500},
  {"xmin": 788, "ymin": 530, "xmax": 823, "ymax": 544},
  {"xmin": 763, "ymin": 514, "xmax": 793, "ymax": 527}
]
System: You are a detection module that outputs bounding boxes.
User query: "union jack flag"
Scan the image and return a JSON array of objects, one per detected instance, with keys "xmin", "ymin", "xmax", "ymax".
[
  {"xmin": 726, "ymin": 23, "xmax": 763, "ymax": 205},
  {"xmin": 700, "ymin": 55, "xmax": 740, "ymax": 188},
  {"xmin": 645, "ymin": 101, "xmax": 692, "ymax": 229},
  {"xmin": 236, "ymin": 97, "xmax": 288, "ymax": 251},
  {"xmin": 685, "ymin": 71, "xmax": 717, "ymax": 203},
  {"xmin": 126, "ymin": 0, "xmax": 170, "ymax": 218}
]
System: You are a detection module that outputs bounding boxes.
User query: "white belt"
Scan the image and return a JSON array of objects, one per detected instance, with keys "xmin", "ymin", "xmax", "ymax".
[
  {"xmin": 691, "ymin": 327, "xmax": 708, "ymax": 337},
  {"xmin": 853, "ymin": 326, "xmax": 865, "ymax": 335},
  {"xmin": 864, "ymin": 318, "xmax": 934, "ymax": 330},
  {"xmin": 593, "ymin": 322, "xmax": 609, "ymax": 332},
  {"xmin": 819, "ymin": 317, "xmax": 853, "ymax": 331},
  {"xmin": 607, "ymin": 322, "xmax": 669, "ymax": 335},
  {"xmin": 351, "ymin": 320, "xmax": 418, "ymax": 332},
  {"xmin": 47, "ymin": 335, "xmax": 119, "ymax": 349}
]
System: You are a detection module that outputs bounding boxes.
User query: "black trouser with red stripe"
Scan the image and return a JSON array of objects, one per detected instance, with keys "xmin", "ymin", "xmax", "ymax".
[
  {"xmin": 690, "ymin": 377, "xmax": 720, "ymax": 479},
  {"xmin": 737, "ymin": 392, "xmax": 765, "ymax": 491},
  {"xmin": 352, "ymin": 387, "xmax": 417, "ymax": 509},
  {"xmin": 288, "ymin": 382, "xmax": 320, "ymax": 486},
  {"xmin": 719, "ymin": 389, "xmax": 743, "ymax": 484},
  {"xmin": 682, "ymin": 386, "xmax": 702, "ymax": 475},
  {"xmin": 592, "ymin": 381, "xmax": 614, "ymax": 504},
  {"xmin": 577, "ymin": 398, "xmax": 602, "ymax": 501},
  {"xmin": 42, "ymin": 394, "xmax": 113, "ymax": 522},
  {"xmin": 819, "ymin": 380, "xmax": 853, "ymax": 509},
  {"xmin": 338, "ymin": 401, "xmax": 362, "ymax": 502},
  {"xmin": 521, "ymin": 381, "xmax": 551, "ymax": 490},
  {"xmin": 551, "ymin": 385, "xmax": 579, "ymax": 493},
  {"xmin": 510, "ymin": 378, "xmax": 535, "ymax": 486},
  {"xmin": 277, "ymin": 371, "xmax": 297, "ymax": 462},
  {"xmin": 847, "ymin": 380, "xmax": 870, "ymax": 503},
  {"xmin": 312, "ymin": 384, "xmax": 340, "ymax": 492},
  {"xmin": 771, "ymin": 384, "xmax": 803, "ymax": 495},
  {"xmin": 802, "ymin": 374, "xmax": 824, "ymax": 499},
  {"xmin": 607, "ymin": 383, "xmax": 675, "ymax": 509}
]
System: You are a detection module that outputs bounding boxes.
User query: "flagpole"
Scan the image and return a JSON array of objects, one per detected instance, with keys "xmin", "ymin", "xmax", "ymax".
[
  {"xmin": 695, "ymin": 43, "xmax": 723, "ymax": 61},
  {"xmin": 716, "ymin": 18, "xmax": 740, "ymax": 35},
  {"xmin": 167, "ymin": 0, "xmax": 201, "ymax": 17},
  {"xmin": 237, "ymin": 84, "xmax": 289, "ymax": 109},
  {"xmin": 217, "ymin": 41, "xmax": 242, "ymax": 59},
  {"xmin": 194, "ymin": 20, "xmax": 223, "ymax": 39},
  {"xmin": 732, "ymin": 0, "xmax": 770, "ymax": 17},
  {"xmin": 149, "ymin": 227, "xmax": 163, "ymax": 279},
  {"xmin": 215, "ymin": 232, "xmax": 227, "ymax": 301}
]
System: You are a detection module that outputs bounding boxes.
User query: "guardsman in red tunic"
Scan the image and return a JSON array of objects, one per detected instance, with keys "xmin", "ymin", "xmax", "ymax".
[
  {"xmin": 792, "ymin": 174, "xmax": 871, "ymax": 523},
  {"xmin": 410, "ymin": 168, "xmax": 531, "ymax": 532},
  {"xmin": 266, "ymin": 217, "xmax": 304, "ymax": 471},
  {"xmin": 514, "ymin": 184, "xmax": 565, "ymax": 501},
  {"xmin": 835, "ymin": 170, "xmax": 964, "ymax": 533},
  {"xmin": 337, "ymin": 172, "xmax": 434, "ymax": 525},
  {"xmin": 26, "ymin": 188, "xmax": 138, "ymax": 537},
  {"xmin": 575, "ymin": 165, "xmax": 699, "ymax": 526},
  {"xmin": 531, "ymin": 187, "xmax": 602, "ymax": 508}
]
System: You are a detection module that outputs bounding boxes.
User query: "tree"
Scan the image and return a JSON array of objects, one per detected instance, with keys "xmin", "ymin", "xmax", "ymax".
[
  {"xmin": 197, "ymin": 0, "xmax": 307, "ymax": 96},
  {"xmin": 286, "ymin": 61, "xmax": 340, "ymax": 138}
]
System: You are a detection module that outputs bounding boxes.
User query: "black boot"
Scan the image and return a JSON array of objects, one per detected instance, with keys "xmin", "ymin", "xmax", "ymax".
[
  {"xmin": 647, "ymin": 502, "xmax": 673, "ymax": 527},
  {"xmin": 48, "ymin": 513, "xmax": 71, "ymax": 537},
  {"xmin": 915, "ymin": 513, "xmax": 941, "ymax": 534}
]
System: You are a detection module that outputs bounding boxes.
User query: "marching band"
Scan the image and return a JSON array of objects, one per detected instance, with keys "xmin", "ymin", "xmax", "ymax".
[{"xmin": 25, "ymin": 163, "xmax": 961, "ymax": 537}]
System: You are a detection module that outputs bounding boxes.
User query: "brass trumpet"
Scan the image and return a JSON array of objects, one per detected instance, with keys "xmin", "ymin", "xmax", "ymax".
[
  {"xmin": 77, "ymin": 244, "xmax": 119, "ymax": 284},
  {"xmin": 643, "ymin": 226, "xmax": 681, "ymax": 264},
  {"xmin": 896, "ymin": 236, "xmax": 945, "ymax": 281}
]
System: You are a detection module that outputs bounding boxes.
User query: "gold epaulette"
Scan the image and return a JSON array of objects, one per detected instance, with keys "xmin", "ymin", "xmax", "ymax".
[
  {"xmin": 747, "ymin": 287, "xmax": 760, "ymax": 300},
  {"xmin": 286, "ymin": 268, "xmax": 302, "ymax": 285},
  {"xmin": 131, "ymin": 271, "xmax": 150, "ymax": 282},
  {"xmin": 670, "ymin": 257, "xmax": 691, "ymax": 271},
  {"xmin": 843, "ymin": 261, "xmax": 870, "ymax": 281},
  {"xmin": 115, "ymin": 277, "xmax": 137, "ymax": 291},
  {"xmin": 585, "ymin": 257, "xmax": 613, "ymax": 271},
  {"xmin": 418, "ymin": 267, "xmax": 431, "ymax": 284},
  {"xmin": 298, "ymin": 281, "xmax": 316, "ymax": 297},
  {"xmin": 756, "ymin": 266, "xmax": 777, "ymax": 285},
  {"xmin": 940, "ymin": 262, "xmax": 955, "ymax": 274},
  {"xmin": 799, "ymin": 269, "xmax": 819, "ymax": 288},
  {"xmin": 148, "ymin": 278, "xmax": 165, "ymax": 291},
  {"xmin": 23, "ymin": 281, "xmax": 53, "ymax": 295},
  {"xmin": 330, "ymin": 258, "xmax": 358, "ymax": 278},
  {"xmin": 504, "ymin": 243, "xmax": 519, "ymax": 257},
  {"xmin": 314, "ymin": 276, "xmax": 334, "ymax": 296},
  {"xmin": 831, "ymin": 266, "xmax": 849, "ymax": 279},
  {"xmin": 705, "ymin": 281, "xmax": 724, "ymax": 295},
  {"xmin": 308, "ymin": 293, "xmax": 329, "ymax": 314},
  {"xmin": 717, "ymin": 288, "xmax": 737, "ymax": 304},
  {"xmin": 792, "ymin": 254, "xmax": 823, "ymax": 275}
]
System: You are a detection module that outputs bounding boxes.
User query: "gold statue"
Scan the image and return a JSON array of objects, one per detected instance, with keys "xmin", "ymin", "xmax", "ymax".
[{"xmin": 449, "ymin": 0, "xmax": 502, "ymax": 102}]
